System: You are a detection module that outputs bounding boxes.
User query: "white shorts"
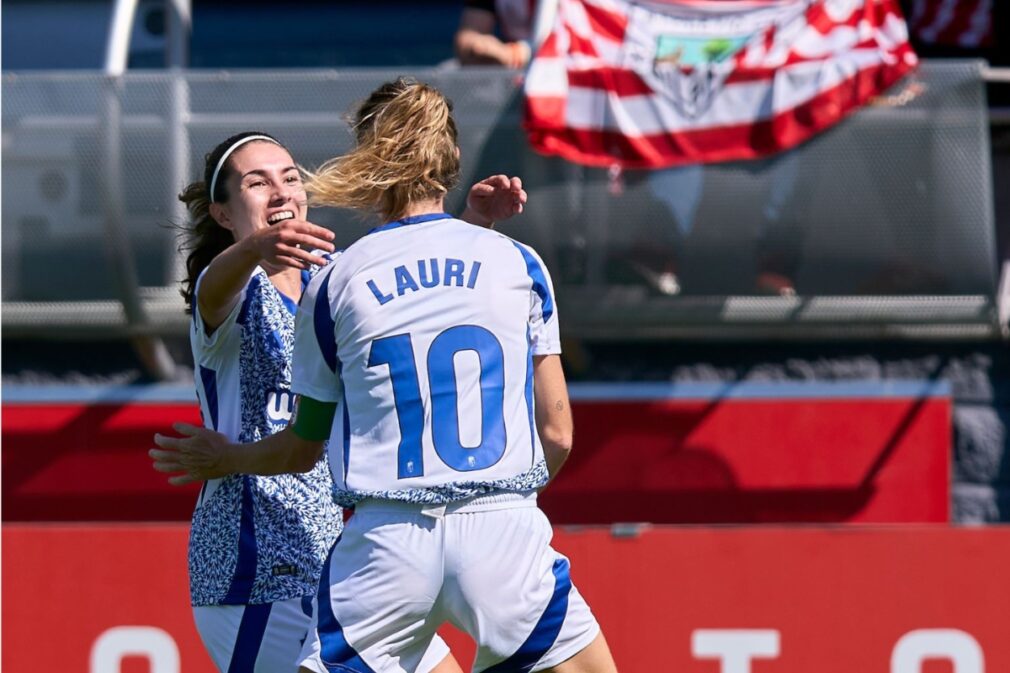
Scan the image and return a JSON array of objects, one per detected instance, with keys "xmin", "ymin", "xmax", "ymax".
[
  {"xmin": 298, "ymin": 492, "xmax": 600, "ymax": 673},
  {"xmin": 194, "ymin": 596, "xmax": 452, "ymax": 673},
  {"xmin": 194, "ymin": 595, "xmax": 314, "ymax": 673}
]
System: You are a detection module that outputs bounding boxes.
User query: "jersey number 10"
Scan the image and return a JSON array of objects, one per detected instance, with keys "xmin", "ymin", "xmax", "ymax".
[{"xmin": 368, "ymin": 325, "xmax": 507, "ymax": 479}]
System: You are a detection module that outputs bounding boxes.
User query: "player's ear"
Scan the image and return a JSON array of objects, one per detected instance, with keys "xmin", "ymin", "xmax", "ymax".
[
  {"xmin": 209, "ymin": 202, "xmax": 234, "ymax": 231},
  {"xmin": 454, "ymin": 145, "xmax": 461, "ymax": 160}
]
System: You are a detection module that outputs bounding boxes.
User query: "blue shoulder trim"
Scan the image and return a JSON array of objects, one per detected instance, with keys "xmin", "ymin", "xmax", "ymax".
[
  {"xmin": 511, "ymin": 242, "xmax": 554, "ymax": 324},
  {"xmin": 313, "ymin": 266, "xmax": 339, "ymax": 373}
]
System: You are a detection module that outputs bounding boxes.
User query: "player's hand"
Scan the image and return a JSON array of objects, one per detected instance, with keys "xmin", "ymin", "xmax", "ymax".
[
  {"xmin": 463, "ymin": 175, "xmax": 528, "ymax": 229},
  {"xmin": 150, "ymin": 423, "xmax": 235, "ymax": 486},
  {"xmin": 244, "ymin": 218, "xmax": 335, "ymax": 271}
]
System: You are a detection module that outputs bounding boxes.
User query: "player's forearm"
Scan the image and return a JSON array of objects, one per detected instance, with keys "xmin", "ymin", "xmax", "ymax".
[
  {"xmin": 226, "ymin": 427, "xmax": 323, "ymax": 476},
  {"xmin": 197, "ymin": 239, "xmax": 261, "ymax": 330},
  {"xmin": 540, "ymin": 425, "xmax": 573, "ymax": 480},
  {"xmin": 532, "ymin": 355, "xmax": 574, "ymax": 481}
]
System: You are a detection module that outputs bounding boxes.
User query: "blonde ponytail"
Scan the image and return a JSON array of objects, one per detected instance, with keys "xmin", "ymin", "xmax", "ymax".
[{"xmin": 304, "ymin": 78, "xmax": 460, "ymax": 221}]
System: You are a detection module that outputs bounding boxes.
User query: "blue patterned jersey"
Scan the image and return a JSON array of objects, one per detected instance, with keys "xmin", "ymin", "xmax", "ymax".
[{"xmin": 189, "ymin": 265, "xmax": 341, "ymax": 607}]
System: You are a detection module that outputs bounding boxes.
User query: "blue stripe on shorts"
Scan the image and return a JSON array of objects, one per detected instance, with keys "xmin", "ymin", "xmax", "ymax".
[
  {"xmin": 317, "ymin": 539, "xmax": 375, "ymax": 673},
  {"xmin": 483, "ymin": 557, "xmax": 572, "ymax": 672},
  {"xmin": 227, "ymin": 602, "xmax": 272, "ymax": 673}
]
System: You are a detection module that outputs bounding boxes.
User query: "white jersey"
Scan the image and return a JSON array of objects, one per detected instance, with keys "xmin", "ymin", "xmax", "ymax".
[{"xmin": 292, "ymin": 213, "xmax": 559, "ymax": 505}]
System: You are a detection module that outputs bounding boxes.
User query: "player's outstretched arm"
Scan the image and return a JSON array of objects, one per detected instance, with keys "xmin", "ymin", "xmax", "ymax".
[
  {"xmin": 460, "ymin": 175, "xmax": 527, "ymax": 229},
  {"xmin": 150, "ymin": 415, "xmax": 327, "ymax": 485},
  {"xmin": 533, "ymin": 354, "xmax": 573, "ymax": 482},
  {"xmin": 198, "ymin": 220, "xmax": 335, "ymax": 331}
]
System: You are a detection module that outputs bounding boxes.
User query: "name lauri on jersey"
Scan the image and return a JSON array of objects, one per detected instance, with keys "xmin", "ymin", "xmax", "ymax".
[{"xmin": 366, "ymin": 258, "xmax": 482, "ymax": 306}]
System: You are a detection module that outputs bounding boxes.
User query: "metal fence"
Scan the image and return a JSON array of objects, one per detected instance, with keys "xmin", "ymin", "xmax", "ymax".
[{"xmin": 1, "ymin": 61, "xmax": 1002, "ymax": 344}]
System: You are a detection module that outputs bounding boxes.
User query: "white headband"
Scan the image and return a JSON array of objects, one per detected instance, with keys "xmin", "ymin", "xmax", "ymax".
[{"xmin": 209, "ymin": 135, "xmax": 280, "ymax": 203}]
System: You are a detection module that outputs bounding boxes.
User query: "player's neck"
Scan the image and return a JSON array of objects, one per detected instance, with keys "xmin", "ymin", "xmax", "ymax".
[
  {"xmin": 269, "ymin": 267, "xmax": 303, "ymax": 303},
  {"xmin": 399, "ymin": 197, "xmax": 446, "ymax": 220}
]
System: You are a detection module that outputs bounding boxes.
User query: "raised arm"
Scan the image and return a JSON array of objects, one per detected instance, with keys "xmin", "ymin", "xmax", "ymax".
[
  {"xmin": 533, "ymin": 354, "xmax": 573, "ymax": 481},
  {"xmin": 197, "ymin": 220, "xmax": 336, "ymax": 332},
  {"xmin": 460, "ymin": 174, "xmax": 528, "ymax": 229}
]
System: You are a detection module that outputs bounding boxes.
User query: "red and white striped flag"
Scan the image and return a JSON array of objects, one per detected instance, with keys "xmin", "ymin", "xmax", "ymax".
[{"xmin": 524, "ymin": 0, "xmax": 918, "ymax": 168}]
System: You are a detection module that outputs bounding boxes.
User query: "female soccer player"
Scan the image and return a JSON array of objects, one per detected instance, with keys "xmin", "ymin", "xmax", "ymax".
[
  {"xmin": 177, "ymin": 130, "xmax": 526, "ymax": 672},
  {"xmin": 156, "ymin": 80, "xmax": 617, "ymax": 673}
]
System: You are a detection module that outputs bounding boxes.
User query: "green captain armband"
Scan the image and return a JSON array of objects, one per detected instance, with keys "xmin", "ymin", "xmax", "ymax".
[{"xmin": 291, "ymin": 396, "xmax": 338, "ymax": 441}]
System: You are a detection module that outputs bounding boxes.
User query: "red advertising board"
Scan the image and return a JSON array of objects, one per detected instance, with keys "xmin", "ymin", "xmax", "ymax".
[
  {"xmin": 553, "ymin": 381, "xmax": 951, "ymax": 523},
  {"xmin": 2, "ymin": 381, "xmax": 951, "ymax": 524},
  {"xmin": 4, "ymin": 525, "xmax": 1007, "ymax": 673}
]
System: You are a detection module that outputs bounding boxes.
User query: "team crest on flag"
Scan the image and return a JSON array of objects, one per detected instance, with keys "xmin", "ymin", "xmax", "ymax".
[
  {"xmin": 621, "ymin": 3, "xmax": 785, "ymax": 120},
  {"xmin": 641, "ymin": 32, "xmax": 754, "ymax": 118},
  {"xmin": 524, "ymin": 0, "xmax": 918, "ymax": 168}
]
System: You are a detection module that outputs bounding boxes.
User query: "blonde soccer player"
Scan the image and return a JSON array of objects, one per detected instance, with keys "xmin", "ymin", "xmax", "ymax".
[{"xmin": 156, "ymin": 80, "xmax": 617, "ymax": 673}]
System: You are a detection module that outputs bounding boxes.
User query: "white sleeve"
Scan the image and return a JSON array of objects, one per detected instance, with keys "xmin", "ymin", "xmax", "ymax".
[
  {"xmin": 514, "ymin": 242, "xmax": 561, "ymax": 356},
  {"xmin": 190, "ymin": 266, "xmax": 254, "ymax": 354},
  {"xmin": 291, "ymin": 264, "xmax": 344, "ymax": 403}
]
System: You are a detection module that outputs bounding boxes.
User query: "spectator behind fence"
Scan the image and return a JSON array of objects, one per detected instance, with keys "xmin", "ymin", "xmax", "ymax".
[
  {"xmin": 466, "ymin": 0, "xmax": 919, "ymax": 297},
  {"xmin": 455, "ymin": 0, "xmax": 533, "ymax": 68}
]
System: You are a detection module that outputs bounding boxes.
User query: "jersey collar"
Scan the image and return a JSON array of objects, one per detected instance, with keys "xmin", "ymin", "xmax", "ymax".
[{"xmin": 368, "ymin": 212, "xmax": 452, "ymax": 235}]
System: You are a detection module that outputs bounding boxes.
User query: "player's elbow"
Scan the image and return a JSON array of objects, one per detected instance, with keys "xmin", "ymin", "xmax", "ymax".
[
  {"xmin": 541, "ymin": 425, "xmax": 573, "ymax": 460},
  {"xmin": 541, "ymin": 426, "xmax": 572, "ymax": 482}
]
